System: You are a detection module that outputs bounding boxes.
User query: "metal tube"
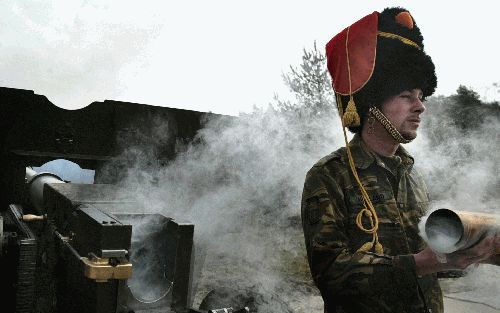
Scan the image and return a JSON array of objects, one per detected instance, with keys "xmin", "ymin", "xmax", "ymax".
[
  {"xmin": 25, "ymin": 167, "xmax": 37, "ymax": 181},
  {"xmin": 25, "ymin": 167, "xmax": 64, "ymax": 213},
  {"xmin": 424, "ymin": 208, "xmax": 500, "ymax": 254}
]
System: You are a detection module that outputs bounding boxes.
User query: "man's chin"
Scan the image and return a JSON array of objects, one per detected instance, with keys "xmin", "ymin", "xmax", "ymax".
[
  {"xmin": 401, "ymin": 132, "xmax": 417, "ymax": 141},
  {"xmin": 401, "ymin": 133, "xmax": 417, "ymax": 140}
]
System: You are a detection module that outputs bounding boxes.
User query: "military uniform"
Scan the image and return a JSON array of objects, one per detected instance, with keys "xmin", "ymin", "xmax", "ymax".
[{"xmin": 301, "ymin": 134, "xmax": 443, "ymax": 313}]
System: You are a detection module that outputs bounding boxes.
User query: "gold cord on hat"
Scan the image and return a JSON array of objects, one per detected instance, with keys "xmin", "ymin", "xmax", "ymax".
[
  {"xmin": 377, "ymin": 31, "xmax": 421, "ymax": 50},
  {"xmin": 369, "ymin": 107, "xmax": 412, "ymax": 144},
  {"xmin": 336, "ymin": 93, "xmax": 383, "ymax": 255},
  {"xmin": 342, "ymin": 26, "xmax": 361, "ymax": 128}
]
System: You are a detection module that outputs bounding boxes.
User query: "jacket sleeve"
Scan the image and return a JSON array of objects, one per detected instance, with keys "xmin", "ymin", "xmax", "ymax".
[{"xmin": 301, "ymin": 165, "xmax": 419, "ymax": 298}]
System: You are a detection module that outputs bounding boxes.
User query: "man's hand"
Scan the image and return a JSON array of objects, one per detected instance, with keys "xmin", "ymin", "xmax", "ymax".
[
  {"xmin": 479, "ymin": 234, "xmax": 500, "ymax": 265},
  {"xmin": 481, "ymin": 254, "xmax": 500, "ymax": 265},
  {"xmin": 445, "ymin": 235, "xmax": 499, "ymax": 268},
  {"xmin": 414, "ymin": 234, "xmax": 499, "ymax": 276}
]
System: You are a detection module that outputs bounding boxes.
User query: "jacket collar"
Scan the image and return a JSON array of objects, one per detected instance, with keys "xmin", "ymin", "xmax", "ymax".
[{"xmin": 345, "ymin": 134, "xmax": 414, "ymax": 170}]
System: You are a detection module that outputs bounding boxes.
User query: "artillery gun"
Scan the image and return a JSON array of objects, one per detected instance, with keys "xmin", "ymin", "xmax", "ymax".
[{"xmin": 0, "ymin": 87, "xmax": 247, "ymax": 313}]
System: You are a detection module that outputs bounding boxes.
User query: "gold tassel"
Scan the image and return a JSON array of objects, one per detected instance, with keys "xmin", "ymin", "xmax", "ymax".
[
  {"xmin": 342, "ymin": 97, "xmax": 360, "ymax": 127},
  {"xmin": 356, "ymin": 239, "xmax": 384, "ymax": 254},
  {"xmin": 356, "ymin": 241, "xmax": 373, "ymax": 253}
]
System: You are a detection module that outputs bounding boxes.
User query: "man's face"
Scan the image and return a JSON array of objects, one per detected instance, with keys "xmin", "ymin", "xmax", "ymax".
[{"xmin": 381, "ymin": 88, "xmax": 425, "ymax": 140}]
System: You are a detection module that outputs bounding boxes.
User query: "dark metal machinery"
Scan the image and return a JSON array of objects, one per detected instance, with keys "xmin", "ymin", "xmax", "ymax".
[{"xmin": 0, "ymin": 87, "xmax": 245, "ymax": 313}]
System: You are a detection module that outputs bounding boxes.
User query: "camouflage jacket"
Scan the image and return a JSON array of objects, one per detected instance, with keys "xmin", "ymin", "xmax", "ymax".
[{"xmin": 301, "ymin": 134, "xmax": 443, "ymax": 313}]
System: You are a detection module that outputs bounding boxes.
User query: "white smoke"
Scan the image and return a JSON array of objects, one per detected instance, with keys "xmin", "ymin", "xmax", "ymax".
[
  {"xmin": 417, "ymin": 211, "xmax": 461, "ymax": 255},
  {"xmin": 109, "ymin": 108, "xmax": 341, "ymax": 312},
  {"xmin": 409, "ymin": 96, "xmax": 500, "ymax": 212},
  {"xmin": 409, "ymin": 96, "xmax": 500, "ymax": 310},
  {"xmin": 103, "ymin": 94, "xmax": 498, "ymax": 311}
]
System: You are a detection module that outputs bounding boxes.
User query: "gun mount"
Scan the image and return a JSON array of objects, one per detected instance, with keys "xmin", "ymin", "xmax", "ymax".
[{"xmin": 0, "ymin": 87, "xmax": 246, "ymax": 313}]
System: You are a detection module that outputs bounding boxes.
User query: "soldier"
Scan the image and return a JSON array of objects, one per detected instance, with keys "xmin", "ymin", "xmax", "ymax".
[{"xmin": 301, "ymin": 7, "xmax": 499, "ymax": 313}]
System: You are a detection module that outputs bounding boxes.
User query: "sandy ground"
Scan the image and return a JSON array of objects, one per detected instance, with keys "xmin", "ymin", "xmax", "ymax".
[
  {"xmin": 440, "ymin": 269, "xmax": 500, "ymax": 313},
  {"xmin": 191, "ymin": 251, "xmax": 500, "ymax": 313},
  {"xmin": 190, "ymin": 230, "xmax": 499, "ymax": 313},
  {"xmin": 443, "ymin": 297, "xmax": 499, "ymax": 313}
]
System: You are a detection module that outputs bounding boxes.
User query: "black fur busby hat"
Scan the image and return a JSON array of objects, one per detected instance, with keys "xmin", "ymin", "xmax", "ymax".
[{"xmin": 326, "ymin": 7, "xmax": 437, "ymax": 133}]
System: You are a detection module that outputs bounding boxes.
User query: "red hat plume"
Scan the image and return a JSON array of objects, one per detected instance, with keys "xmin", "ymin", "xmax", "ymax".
[{"xmin": 326, "ymin": 12, "xmax": 378, "ymax": 96}]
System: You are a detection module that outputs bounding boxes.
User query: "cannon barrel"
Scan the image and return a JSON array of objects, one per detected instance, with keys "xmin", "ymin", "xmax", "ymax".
[
  {"xmin": 25, "ymin": 167, "xmax": 64, "ymax": 213},
  {"xmin": 424, "ymin": 208, "xmax": 500, "ymax": 254}
]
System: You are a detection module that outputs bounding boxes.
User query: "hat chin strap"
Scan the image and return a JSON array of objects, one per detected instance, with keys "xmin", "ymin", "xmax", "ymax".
[{"xmin": 369, "ymin": 107, "xmax": 412, "ymax": 144}]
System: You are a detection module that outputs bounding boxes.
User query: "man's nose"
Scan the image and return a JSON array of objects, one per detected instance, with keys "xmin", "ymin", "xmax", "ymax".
[{"xmin": 413, "ymin": 97, "xmax": 426, "ymax": 113}]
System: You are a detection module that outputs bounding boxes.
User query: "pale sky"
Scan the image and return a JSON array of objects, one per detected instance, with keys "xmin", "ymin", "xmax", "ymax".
[{"xmin": 1, "ymin": 1, "xmax": 499, "ymax": 116}]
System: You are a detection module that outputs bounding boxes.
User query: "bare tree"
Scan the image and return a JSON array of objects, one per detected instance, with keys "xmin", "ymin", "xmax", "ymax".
[{"xmin": 275, "ymin": 42, "xmax": 336, "ymax": 116}]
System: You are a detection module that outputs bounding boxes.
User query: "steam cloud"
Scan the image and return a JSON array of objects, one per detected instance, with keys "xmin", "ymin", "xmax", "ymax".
[
  {"xmin": 410, "ymin": 96, "xmax": 500, "ymax": 310},
  {"xmin": 107, "ymin": 95, "xmax": 498, "ymax": 312},
  {"xmin": 112, "ymin": 109, "xmax": 341, "ymax": 312},
  {"xmin": 417, "ymin": 212, "xmax": 462, "ymax": 254}
]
